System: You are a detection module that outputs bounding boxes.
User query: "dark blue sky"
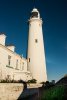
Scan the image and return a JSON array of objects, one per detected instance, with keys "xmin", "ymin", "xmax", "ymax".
[{"xmin": 0, "ymin": 0, "xmax": 67, "ymax": 81}]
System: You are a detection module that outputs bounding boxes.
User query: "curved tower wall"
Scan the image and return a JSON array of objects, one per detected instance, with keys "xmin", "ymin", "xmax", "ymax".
[{"xmin": 27, "ymin": 8, "xmax": 47, "ymax": 83}]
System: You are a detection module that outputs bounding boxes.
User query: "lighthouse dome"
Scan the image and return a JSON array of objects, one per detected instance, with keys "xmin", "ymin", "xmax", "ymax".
[
  {"xmin": 31, "ymin": 8, "xmax": 40, "ymax": 18},
  {"xmin": 32, "ymin": 8, "xmax": 39, "ymax": 12}
]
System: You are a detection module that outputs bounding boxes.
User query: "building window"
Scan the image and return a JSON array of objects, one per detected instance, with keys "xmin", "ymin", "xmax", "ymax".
[
  {"xmin": 8, "ymin": 55, "xmax": 11, "ymax": 66},
  {"xmin": 6, "ymin": 75, "xmax": 11, "ymax": 80},
  {"xmin": 31, "ymin": 12, "xmax": 38, "ymax": 18},
  {"xmin": 35, "ymin": 39, "xmax": 38, "ymax": 43},
  {"xmin": 22, "ymin": 62, "xmax": 24, "ymax": 70},
  {"xmin": 29, "ymin": 23, "xmax": 31, "ymax": 26},
  {"xmin": 16, "ymin": 59, "xmax": 18, "ymax": 69},
  {"xmin": 39, "ymin": 24, "xmax": 41, "ymax": 26},
  {"xmin": 20, "ymin": 60, "xmax": 21, "ymax": 70}
]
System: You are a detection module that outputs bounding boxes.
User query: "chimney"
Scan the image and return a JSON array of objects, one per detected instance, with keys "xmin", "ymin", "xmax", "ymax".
[
  {"xmin": 7, "ymin": 45, "xmax": 15, "ymax": 52},
  {"xmin": 0, "ymin": 33, "xmax": 6, "ymax": 46}
]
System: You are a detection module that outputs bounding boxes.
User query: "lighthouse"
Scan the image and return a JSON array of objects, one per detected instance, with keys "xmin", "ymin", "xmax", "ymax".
[{"xmin": 27, "ymin": 8, "xmax": 47, "ymax": 83}]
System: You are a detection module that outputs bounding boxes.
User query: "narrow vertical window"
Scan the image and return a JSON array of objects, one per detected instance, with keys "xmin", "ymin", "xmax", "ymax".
[
  {"xmin": 39, "ymin": 23, "xmax": 41, "ymax": 26},
  {"xmin": 8, "ymin": 55, "xmax": 11, "ymax": 66},
  {"xmin": 29, "ymin": 58, "xmax": 30, "ymax": 62},
  {"xmin": 20, "ymin": 60, "xmax": 21, "ymax": 70},
  {"xmin": 22, "ymin": 62, "xmax": 24, "ymax": 70},
  {"xmin": 16, "ymin": 59, "xmax": 18, "ymax": 69}
]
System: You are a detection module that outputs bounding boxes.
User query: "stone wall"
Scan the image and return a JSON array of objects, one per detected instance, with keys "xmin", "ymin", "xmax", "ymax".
[{"xmin": 0, "ymin": 83, "xmax": 24, "ymax": 100}]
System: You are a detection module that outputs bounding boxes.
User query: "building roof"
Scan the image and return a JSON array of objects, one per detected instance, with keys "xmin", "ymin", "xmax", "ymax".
[{"xmin": 0, "ymin": 44, "xmax": 27, "ymax": 61}]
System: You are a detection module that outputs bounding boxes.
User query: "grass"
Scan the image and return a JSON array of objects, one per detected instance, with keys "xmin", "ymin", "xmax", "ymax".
[{"xmin": 41, "ymin": 85, "xmax": 64, "ymax": 100}]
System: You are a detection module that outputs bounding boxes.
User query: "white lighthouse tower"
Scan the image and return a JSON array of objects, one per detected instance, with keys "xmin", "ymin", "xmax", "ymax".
[{"xmin": 27, "ymin": 8, "xmax": 47, "ymax": 83}]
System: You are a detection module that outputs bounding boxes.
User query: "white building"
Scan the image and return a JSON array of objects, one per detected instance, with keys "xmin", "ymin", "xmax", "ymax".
[
  {"xmin": 0, "ymin": 34, "xmax": 32, "ymax": 81},
  {"xmin": 0, "ymin": 8, "xmax": 47, "ymax": 83}
]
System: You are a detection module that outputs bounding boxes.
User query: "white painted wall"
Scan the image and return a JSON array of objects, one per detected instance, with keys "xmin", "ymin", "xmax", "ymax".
[
  {"xmin": 27, "ymin": 8, "xmax": 47, "ymax": 83},
  {"xmin": 0, "ymin": 44, "xmax": 32, "ymax": 81}
]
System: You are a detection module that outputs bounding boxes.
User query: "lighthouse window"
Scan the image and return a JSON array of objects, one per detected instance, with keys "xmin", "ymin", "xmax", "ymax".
[
  {"xmin": 31, "ymin": 12, "xmax": 38, "ymax": 18},
  {"xmin": 29, "ymin": 58, "xmax": 30, "ymax": 62},
  {"xmin": 35, "ymin": 39, "xmax": 38, "ymax": 43}
]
